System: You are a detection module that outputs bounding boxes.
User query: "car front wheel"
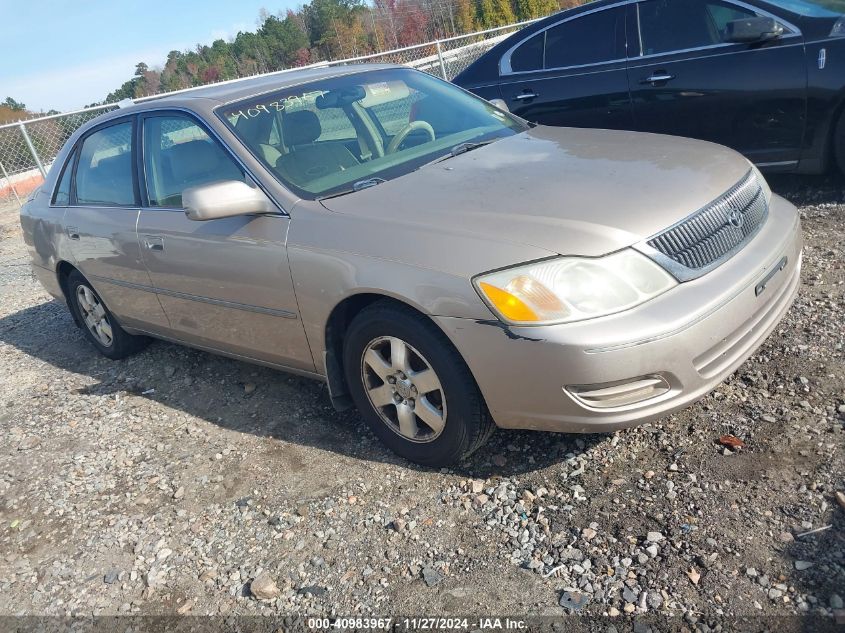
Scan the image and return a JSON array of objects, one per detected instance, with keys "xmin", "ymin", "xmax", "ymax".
[
  {"xmin": 66, "ymin": 270, "xmax": 150, "ymax": 360},
  {"xmin": 343, "ymin": 302, "xmax": 494, "ymax": 467}
]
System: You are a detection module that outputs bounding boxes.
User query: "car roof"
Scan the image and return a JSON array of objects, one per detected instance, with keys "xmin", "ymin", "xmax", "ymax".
[{"xmin": 100, "ymin": 63, "xmax": 403, "ymax": 118}]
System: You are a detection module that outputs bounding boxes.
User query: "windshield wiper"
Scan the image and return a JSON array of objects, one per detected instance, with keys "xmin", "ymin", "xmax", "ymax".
[
  {"xmin": 317, "ymin": 177, "xmax": 385, "ymax": 201},
  {"xmin": 449, "ymin": 140, "xmax": 496, "ymax": 157},
  {"xmin": 424, "ymin": 140, "xmax": 497, "ymax": 167}
]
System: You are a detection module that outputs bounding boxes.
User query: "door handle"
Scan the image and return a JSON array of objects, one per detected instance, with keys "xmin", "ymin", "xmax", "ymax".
[
  {"xmin": 67, "ymin": 226, "xmax": 80, "ymax": 240},
  {"xmin": 144, "ymin": 236, "xmax": 164, "ymax": 251},
  {"xmin": 512, "ymin": 91, "xmax": 539, "ymax": 101},
  {"xmin": 641, "ymin": 73, "xmax": 675, "ymax": 85}
]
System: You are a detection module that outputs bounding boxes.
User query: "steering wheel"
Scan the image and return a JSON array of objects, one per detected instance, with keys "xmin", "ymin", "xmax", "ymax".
[{"xmin": 386, "ymin": 121, "xmax": 436, "ymax": 154}]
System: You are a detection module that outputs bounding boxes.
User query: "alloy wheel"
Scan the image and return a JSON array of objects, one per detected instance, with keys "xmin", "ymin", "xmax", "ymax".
[
  {"xmin": 360, "ymin": 336, "xmax": 447, "ymax": 443},
  {"xmin": 76, "ymin": 285, "xmax": 114, "ymax": 347}
]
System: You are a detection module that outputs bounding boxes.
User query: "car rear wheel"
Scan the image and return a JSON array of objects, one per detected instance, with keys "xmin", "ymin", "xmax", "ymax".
[
  {"xmin": 66, "ymin": 270, "xmax": 150, "ymax": 360},
  {"xmin": 343, "ymin": 301, "xmax": 494, "ymax": 466}
]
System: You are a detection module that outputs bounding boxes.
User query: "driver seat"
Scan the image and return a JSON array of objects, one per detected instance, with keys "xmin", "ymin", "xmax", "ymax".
[{"xmin": 276, "ymin": 110, "xmax": 359, "ymax": 185}]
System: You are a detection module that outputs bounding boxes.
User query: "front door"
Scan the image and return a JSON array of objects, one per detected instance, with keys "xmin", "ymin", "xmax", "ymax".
[
  {"xmin": 64, "ymin": 117, "xmax": 169, "ymax": 331},
  {"xmin": 497, "ymin": 5, "xmax": 633, "ymax": 130},
  {"xmin": 627, "ymin": 0, "xmax": 807, "ymax": 167},
  {"xmin": 136, "ymin": 112, "xmax": 314, "ymax": 372}
]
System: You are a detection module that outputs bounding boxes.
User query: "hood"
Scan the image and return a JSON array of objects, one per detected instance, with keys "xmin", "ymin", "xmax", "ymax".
[{"xmin": 321, "ymin": 126, "xmax": 754, "ymax": 257}]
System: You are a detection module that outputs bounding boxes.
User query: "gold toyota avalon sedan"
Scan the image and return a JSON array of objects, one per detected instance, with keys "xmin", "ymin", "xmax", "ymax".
[{"xmin": 20, "ymin": 65, "xmax": 802, "ymax": 466}]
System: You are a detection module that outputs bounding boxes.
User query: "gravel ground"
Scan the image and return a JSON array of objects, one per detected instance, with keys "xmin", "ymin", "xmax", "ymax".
[{"xmin": 0, "ymin": 174, "xmax": 843, "ymax": 626}]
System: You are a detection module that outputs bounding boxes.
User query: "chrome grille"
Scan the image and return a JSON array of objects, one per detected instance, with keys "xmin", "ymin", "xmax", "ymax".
[{"xmin": 646, "ymin": 170, "xmax": 768, "ymax": 274}]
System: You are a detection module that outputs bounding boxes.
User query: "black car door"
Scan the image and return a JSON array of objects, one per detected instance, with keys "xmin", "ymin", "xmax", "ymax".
[
  {"xmin": 627, "ymin": 0, "xmax": 807, "ymax": 168},
  {"xmin": 497, "ymin": 5, "xmax": 634, "ymax": 130}
]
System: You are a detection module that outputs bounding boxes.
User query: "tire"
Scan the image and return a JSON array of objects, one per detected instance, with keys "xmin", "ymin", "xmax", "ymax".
[
  {"xmin": 66, "ymin": 270, "xmax": 150, "ymax": 360},
  {"xmin": 836, "ymin": 112, "xmax": 845, "ymax": 176},
  {"xmin": 343, "ymin": 301, "xmax": 494, "ymax": 467}
]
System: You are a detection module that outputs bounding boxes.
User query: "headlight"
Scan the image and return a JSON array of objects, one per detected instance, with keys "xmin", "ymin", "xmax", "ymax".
[{"xmin": 474, "ymin": 249, "xmax": 678, "ymax": 326}]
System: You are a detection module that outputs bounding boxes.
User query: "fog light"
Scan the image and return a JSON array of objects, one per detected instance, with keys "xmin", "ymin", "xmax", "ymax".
[{"xmin": 565, "ymin": 375, "xmax": 671, "ymax": 409}]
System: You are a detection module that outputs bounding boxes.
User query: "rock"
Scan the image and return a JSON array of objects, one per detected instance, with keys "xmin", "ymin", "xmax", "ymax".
[
  {"xmin": 644, "ymin": 470, "xmax": 655, "ymax": 479},
  {"xmin": 582, "ymin": 527, "xmax": 597, "ymax": 541},
  {"xmin": 558, "ymin": 591, "xmax": 590, "ymax": 611},
  {"xmin": 173, "ymin": 486, "xmax": 184, "ymax": 500},
  {"xmin": 422, "ymin": 565, "xmax": 444, "ymax": 587},
  {"xmin": 622, "ymin": 587, "xmax": 638, "ymax": 603},
  {"xmin": 250, "ymin": 571, "xmax": 280, "ymax": 600},
  {"xmin": 768, "ymin": 588, "xmax": 784, "ymax": 600},
  {"xmin": 470, "ymin": 480, "xmax": 484, "ymax": 494},
  {"xmin": 830, "ymin": 594, "xmax": 844, "ymax": 610},
  {"xmin": 746, "ymin": 567, "xmax": 758, "ymax": 577},
  {"xmin": 794, "ymin": 560, "xmax": 814, "ymax": 571},
  {"xmin": 646, "ymin": 531, "xmax": 664, "ymax": 543},
  {"xmin": 668, "ymin": 463, "xmax": 679, "ymax": 472},
  {"xmin": 391, "ymin": 519, "xmax": 406, "ymax": 532},
  {"xmin": 177, "ymin": 600, "xmax": 193, "ymax": 615},
  {"xmin": 492, "ymin": 454, "xmax": 507, "ymax": 467},
  {"xmin": 778, "ymin": 532, "xmax": 794, "ymax": 543},
  {"xmin": 687, "ymin": 568, "xmax": 701, "ymax": 585},
  {"xmin": 103, "ymin": 569, "xmax": 119, "ymax": 584},
  {"xmin": 17, "ymin": 436, "xmax": 40, "ymax": 451},
  {"xmin": 243, "ymin": 382, "xmax": 256, "ymax": 394},
  {"xmin": 298, "ymin": 585, "xmax": 327, "ymax": 597},
  {"xmin": 645, "ymin": 544, "xmax": 659, "ymax": 558}
]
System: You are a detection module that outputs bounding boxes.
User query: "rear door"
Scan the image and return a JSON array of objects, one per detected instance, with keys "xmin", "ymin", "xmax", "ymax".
[
  {"xmin": 627, "ymin": 0, "xmax": 807, "ymax": 167},
  {"xmin": 63, "ymin": 117, "xmax": 169, "ymax": 331},
  {"xmin": 497, "ymin": 5, "xmax": 633, "ymax": 130},
  {"xmin": 136, "ymin": 111, "xmax": 314, "ymax": 371}
]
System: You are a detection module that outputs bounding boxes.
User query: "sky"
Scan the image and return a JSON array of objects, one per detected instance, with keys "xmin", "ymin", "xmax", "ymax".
[{"xmin": 0, "ymin": 0, "xmax": 297, "ymax": 113}]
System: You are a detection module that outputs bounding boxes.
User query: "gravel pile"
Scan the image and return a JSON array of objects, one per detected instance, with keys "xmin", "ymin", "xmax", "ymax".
[{"xmin": 0, "ymin": 174, "xmax": 842, "ymax": 622}]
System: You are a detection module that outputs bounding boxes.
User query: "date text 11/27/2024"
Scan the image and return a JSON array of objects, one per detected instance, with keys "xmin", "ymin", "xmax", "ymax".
[{"xmin": 306, "ymin": 618, "xmax": 528, "ymax": 630}]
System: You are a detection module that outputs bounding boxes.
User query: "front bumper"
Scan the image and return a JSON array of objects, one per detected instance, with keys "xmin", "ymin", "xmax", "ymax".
[{"xmin": 435, "ymin": 194, "xmax": 802, "ymax": 433}]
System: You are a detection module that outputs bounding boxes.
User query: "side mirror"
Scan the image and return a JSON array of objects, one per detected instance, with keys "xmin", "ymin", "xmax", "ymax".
[
  {"xmin": 725, "ymin": 17, "xmax": 783, "ymax": 43},
  {"xmin": 183, "ymin": 180, "xmax": 273, "ymax": 221}
]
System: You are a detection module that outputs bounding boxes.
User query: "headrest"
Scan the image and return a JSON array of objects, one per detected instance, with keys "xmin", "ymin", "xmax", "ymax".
[
  {"xmin": 284, "ymin": 110, "xmax": 321, "ymax": 146},
  {"xmin": 167, "ymin": 140, "xmax": 225, "ymax": 183}
]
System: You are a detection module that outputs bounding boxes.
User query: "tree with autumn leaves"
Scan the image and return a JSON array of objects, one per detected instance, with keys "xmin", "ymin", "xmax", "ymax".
[{"xmin": 100, "ymin": 0, "xmax": 585, "ymax": 105}]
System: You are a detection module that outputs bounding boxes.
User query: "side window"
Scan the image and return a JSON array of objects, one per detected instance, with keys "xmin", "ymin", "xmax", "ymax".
[
  {"xmin": 74, "ymin": 121, "xmax": 136, "ymax": 206},
  {"xmin": 707, "ymin": 3, "xmax": 758, "ymax": 39},
  {"xmin": 143, "ymin": 115, "xmax": 245, "ymax": 208},
  {"xmin": 366, "ymin": 90, "xmax": 425, "ymax": 136},
  {"xmin": 510, "ymin": 32, "xmax": 545, "ymax": 72},
  {"xmin": 544, "ymin": 8, "xmax": 625, "ymax": 69},
  {"xmin": 637, "ymin": 0, "xmax": 756, "ymax": 55},
  {"xmin": 52, "ymin": 152, "xmax": 75, "ymax": 205}
]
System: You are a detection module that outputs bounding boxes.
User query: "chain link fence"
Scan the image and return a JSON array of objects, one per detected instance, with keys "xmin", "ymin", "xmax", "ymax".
[{"xmin": 0, "ymin": 19, "xmax": 536, "ymax": 208}]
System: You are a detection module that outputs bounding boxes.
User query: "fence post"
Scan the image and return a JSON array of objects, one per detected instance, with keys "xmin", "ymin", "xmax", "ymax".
[
  {"xmin": 435, "ymin": 40, "xmax": 448, "ymax": 80},
  {"xmin": 0, "ymin": 161, "xmax": 23, "ymax": 208},
  {"xmin": 19, "ymin": 122, "xmax": 47, "ymax": 179}
]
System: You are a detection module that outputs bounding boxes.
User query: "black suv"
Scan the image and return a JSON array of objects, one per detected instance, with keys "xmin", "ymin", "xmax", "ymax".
[{"xmin": 455, "ymin": 0, "xmax": 845, "ymax": 174}]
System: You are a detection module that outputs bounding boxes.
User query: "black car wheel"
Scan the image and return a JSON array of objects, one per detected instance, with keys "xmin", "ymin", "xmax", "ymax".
[
  {"xmin": 343, "ymin": 301, "xmax": 494, "ymax": 467},
  {"xmin": 66, "ymin": 270, "xmax": 150, "ymax": 360}
]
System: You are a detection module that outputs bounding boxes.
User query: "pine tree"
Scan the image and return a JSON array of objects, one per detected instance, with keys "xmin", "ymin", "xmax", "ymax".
[{"xmin": 454, "ymin": 0, "xmax": 477, "ymax": 33}]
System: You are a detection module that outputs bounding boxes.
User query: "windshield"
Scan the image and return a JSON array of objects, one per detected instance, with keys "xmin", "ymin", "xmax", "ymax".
[
  {"xmin": 220, "ymin": 68, "xmax": 527, "ymax": 199},
  {"xmin": 765, "ymin": 0, "xmax": 843, "ymax": 16}
]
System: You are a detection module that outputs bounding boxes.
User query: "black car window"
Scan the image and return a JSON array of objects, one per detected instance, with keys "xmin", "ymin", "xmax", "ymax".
[
  {"xmin": 510, "ymin": 32, "xmax": 545, "ymax": 72},
  {"xmin": 544, "ymin": 7, "xmax": 625, "ymax": 69},
  {"xmin": 707, "ymin": 3, "xmax": 759, "ymax": 38},
  {"xmin": 74, "ymin": 121, "xmax": 136, "ymax": 207},
  {"xmin": 637, "ymin": 0, "xmax": 757, "ymax": 55},
  {"xmin": 52, "ymin": 153, "xmax": 74, "ymax": 205},
  {"xmin": 143, "ymin": 115, "xmax": 245, "ymax": 208}
]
